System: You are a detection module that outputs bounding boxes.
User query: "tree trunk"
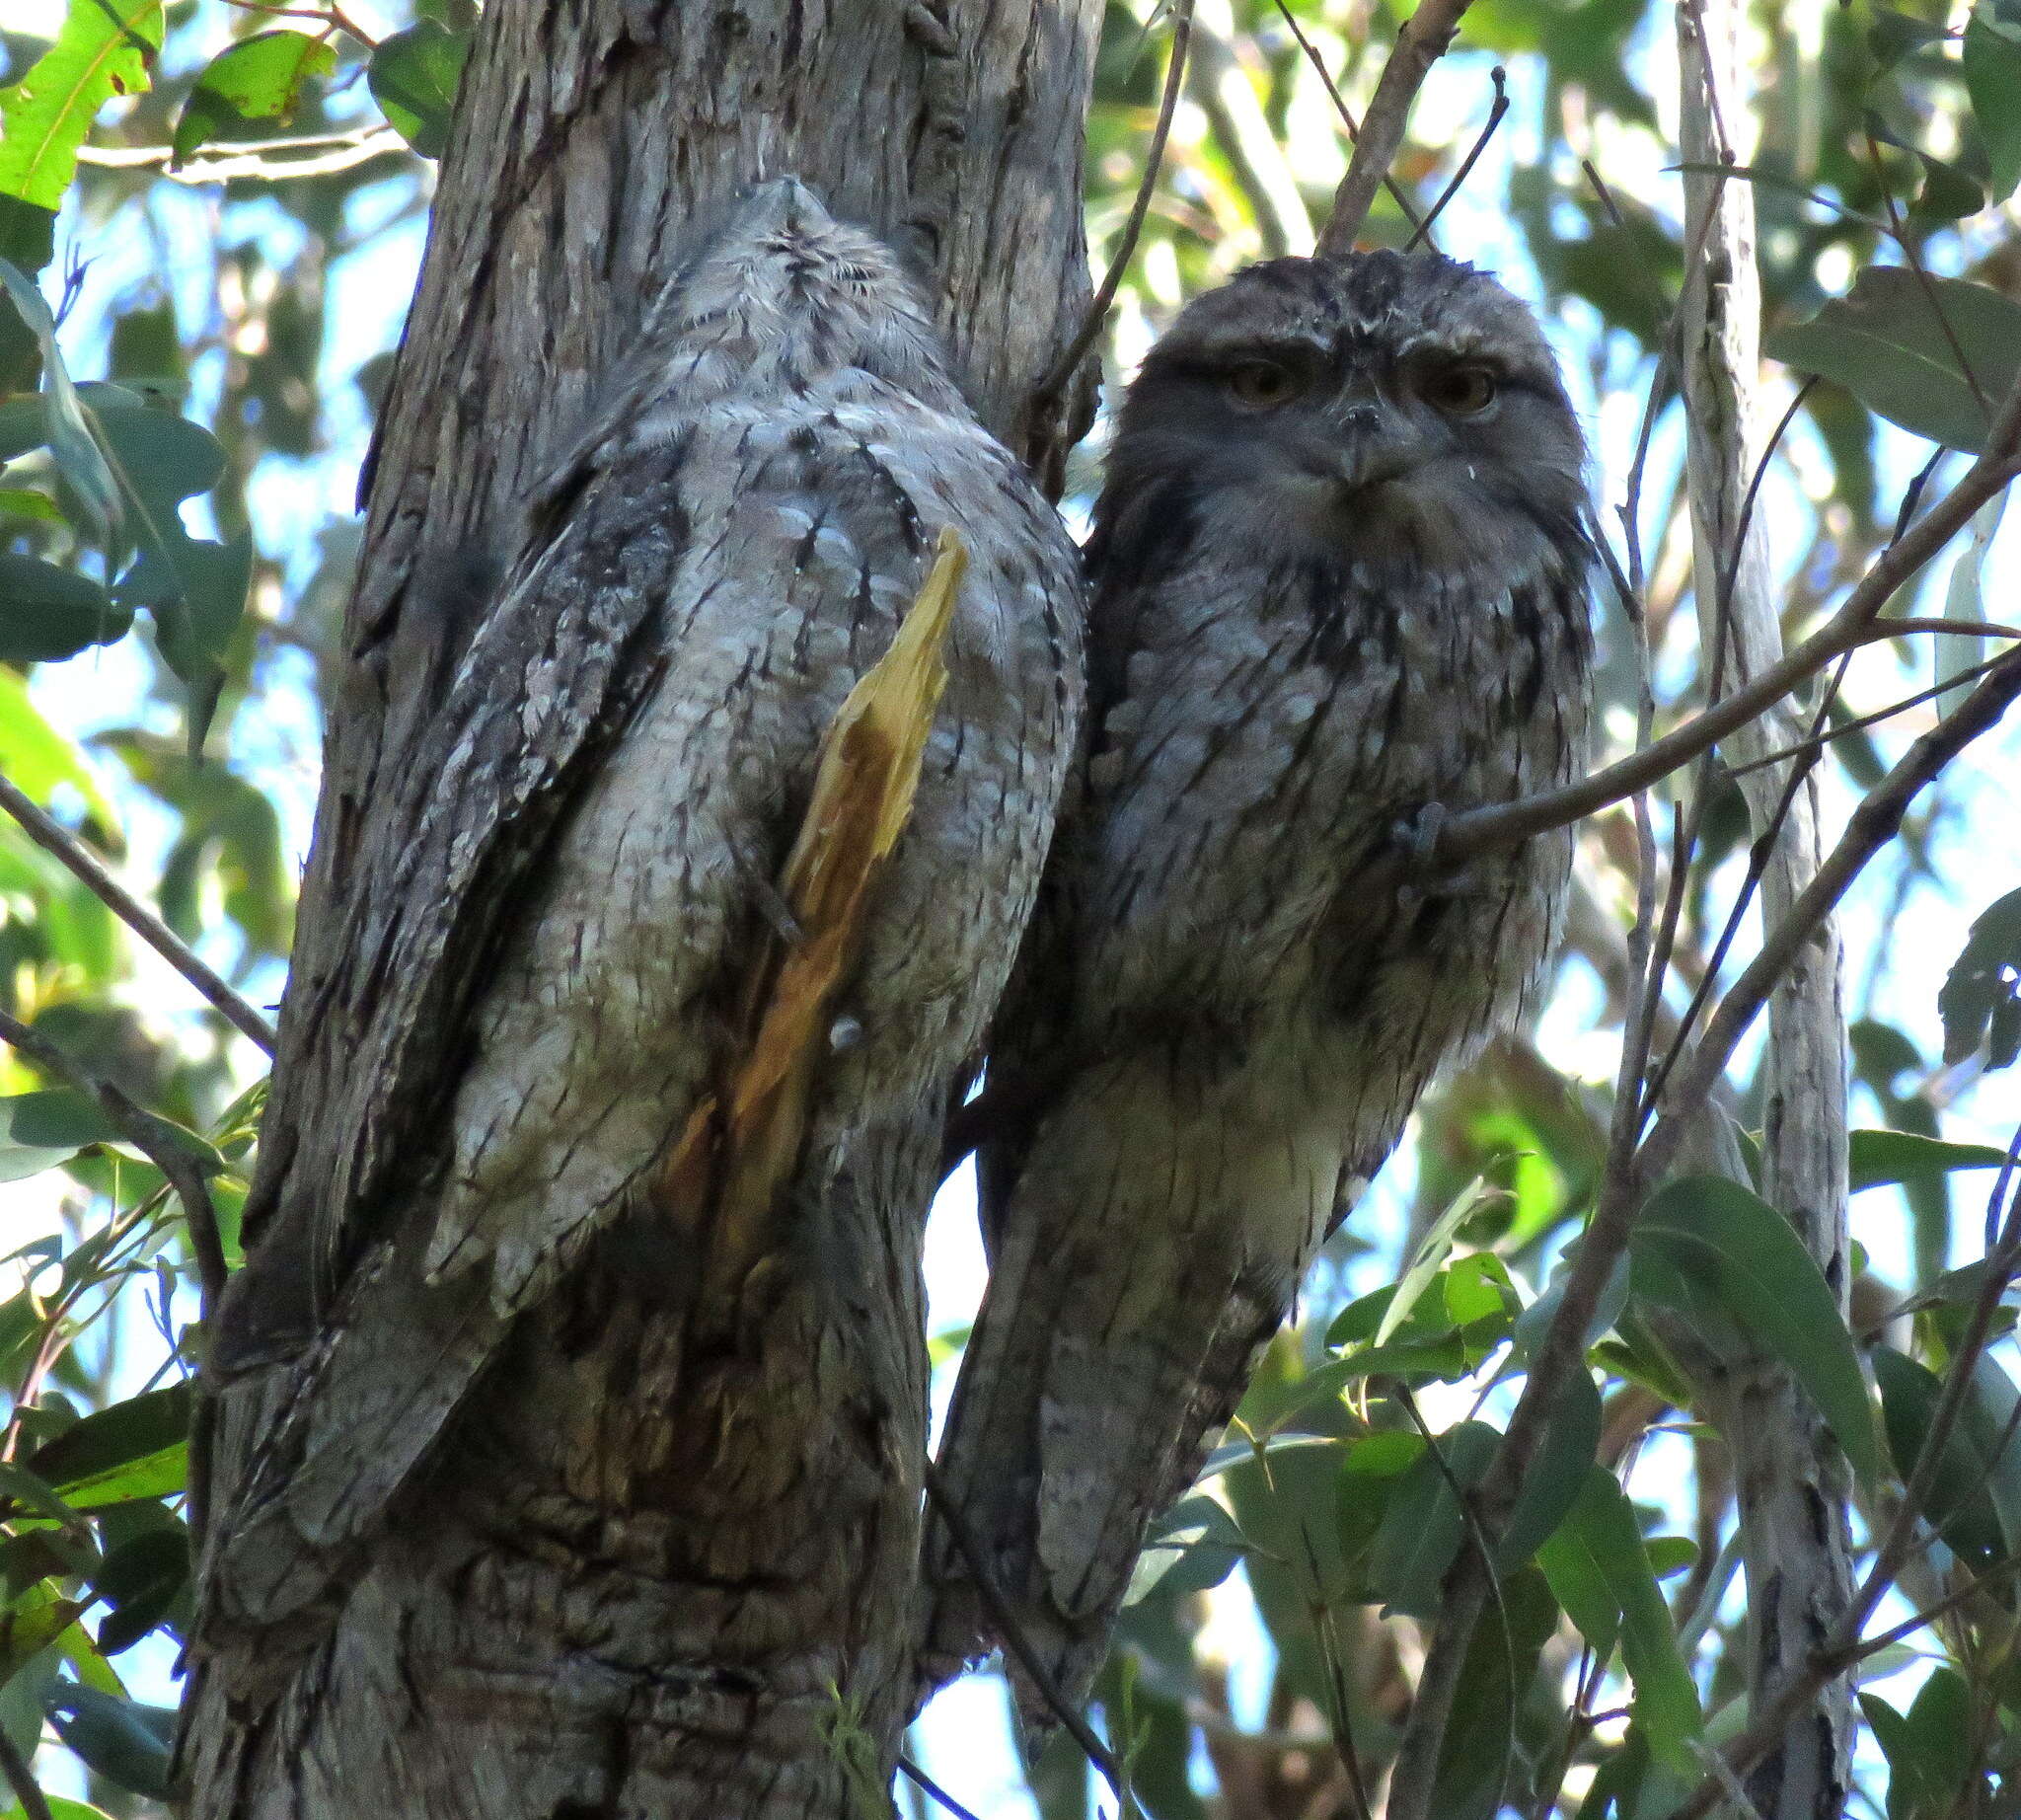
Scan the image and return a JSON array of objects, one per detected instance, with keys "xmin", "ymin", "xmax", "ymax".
[
  {"xmin": 180, "ymin": 3, "xmax": 1101, "ymax": 1814},
  {"xmin": 1676, "ymin": 6, "xmax": 1856, "ymax": 1814}
]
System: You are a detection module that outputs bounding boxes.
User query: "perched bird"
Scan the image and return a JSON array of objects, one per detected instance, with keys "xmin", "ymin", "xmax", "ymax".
[
  {"xmin": 196, "ymin": 178, "xmax": 1085, "ymax": 1628},
  {"xmin": 925, "ymin": 250, "xmax": 1594, "ymax": 1724}
]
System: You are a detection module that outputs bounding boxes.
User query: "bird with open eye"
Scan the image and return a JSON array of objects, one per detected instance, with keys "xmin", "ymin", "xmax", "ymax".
[{"xmin": 924, "ymin": 249, "xmax": 1595, "ymax": 1730}]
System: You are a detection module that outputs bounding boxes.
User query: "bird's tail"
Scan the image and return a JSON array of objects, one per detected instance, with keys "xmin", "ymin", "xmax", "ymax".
[{"xmin": 920, "ymin": 1054, "xmax": 1326, "ymax": 1734}]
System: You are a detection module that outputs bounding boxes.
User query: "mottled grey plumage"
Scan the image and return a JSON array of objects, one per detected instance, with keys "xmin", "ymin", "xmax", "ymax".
[
  {"xmin": 925, "ymin": 251, "xmax": 1593, "ymax": 1723},
  {"xmin": 199, "ymin": 179, "xmax": 1084, "ymax": 1625}
]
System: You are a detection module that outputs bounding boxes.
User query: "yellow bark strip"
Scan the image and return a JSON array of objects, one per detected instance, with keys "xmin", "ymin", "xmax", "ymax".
[{"xmin": 660, "ymin": 529, "xmax": 967, "ymax": 1281}]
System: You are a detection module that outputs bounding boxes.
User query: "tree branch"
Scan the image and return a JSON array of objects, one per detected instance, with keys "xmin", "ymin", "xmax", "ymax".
[
  {"xmin": 1313, "ymin": 0, "xmax": 1476, "ymax": 256},
  {"xmin": 1035, "ymin": 0, "xmax": 1193, "ymax": 404},
  {"xmin": 1384, "ymin": 647, "xmax": 2021, "ymax": 1820},
  {"xmin": 0, "ymin": 771, "xmax": 279, "ymax": 1054},
  {"xmin": 0, "ymin": 1724, "xmax": 53, "ymax": 1820},
  {"xmin": 1422, "ymin": 393, "xmax": 2021, "ymax": 872}
]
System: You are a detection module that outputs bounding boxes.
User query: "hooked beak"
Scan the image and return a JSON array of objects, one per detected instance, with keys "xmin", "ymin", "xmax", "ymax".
[{"xmin": 1318, "ymin": 401, "xmax": 1424, "ymax": 493}]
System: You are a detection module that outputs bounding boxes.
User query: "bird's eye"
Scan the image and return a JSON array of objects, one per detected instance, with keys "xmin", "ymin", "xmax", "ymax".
[
  {"xmin": 1225, "ymin": 362, "xmax": 1303, "ymax": 409},
  {"xmin": 1421, "ymin": 365, "xmax": 1498, "ymax": 416}
]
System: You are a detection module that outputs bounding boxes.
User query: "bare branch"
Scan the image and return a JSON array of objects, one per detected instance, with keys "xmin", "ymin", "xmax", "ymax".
[
  {"xmin": 1313, "ymin": 0, "xmax": 1476, "ymax": 256},
  {"xmin": 1640, "ymin": 650, "xmax": 2021, "ymax": 1190},
  {"xmin": 79, "ymin": 128, "xmax": 408, "ymax": 185},
  {"xmin": 1403, "ymin": 63, "xmax": 1507, "ymax": 252},
  {"xmin": 920, "ymin": 1459, "xmax": 1130, "ymax": 1805},
  {"xmin": 1035, "ymin": 0, "xmax": 1193, "ymax": 404},
  {"xmin": 1265, "ymin": 0, "xmax": 1428, "ymax": 235},
  {"xmin": 0, "ymin": 771, "xmax": 279, "ymax": 1054},
  {"xmin": 1424, "ymin": 408, "xmax": 2021, "ymax": 871},
  {"xmin": 0, "ymin": 1725, "xmax": 53, "ymax": 1820},
  {"xmin": 0, "ymin": 768, "xmax": 284, "ymax": 1051},
  {"xmin": 897, "ymin": 1756, "xmax": 982, "ymax": 1820}
]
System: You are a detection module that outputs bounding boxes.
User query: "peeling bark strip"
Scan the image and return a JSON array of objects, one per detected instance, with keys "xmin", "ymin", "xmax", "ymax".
[
  {"xmin": 1674, "ymin": 5, "xmax": 1856, "ymax": 1815},
  {"xmin": 181, "ymin": 1, "xmax": 1099, "ymax": 1809}
]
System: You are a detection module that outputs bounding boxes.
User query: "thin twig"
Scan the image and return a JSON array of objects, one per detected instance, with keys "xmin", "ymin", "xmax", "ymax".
[
  {"xmin": 897, "ymin": 1755, "xmax": 982, "ymax": 1820},
  {"xmin": 80, "ymin": 128, "xmax": 407, "ymax": 184},
  {"xmin": 1314, "ymin": 0, "xmax": 1477, "ymax": 256},
  {"xmin": 0, "ymin": 1725, "xmax": 53, "ymax": 1820},
  {"xmin": 0, "ymin": 1009, "xmax": 229, "ymax": 1314},
  {"xmin": 1404, "ymin": 64, "xmax": 1507, "ymax": 251},
  {"xmin": 1035, "ymin": 0, "xmax": 1193, "ymax": 405},
  {"xmin": 0, "ymin": 771, "xmax": 278, "ymax": 1053},
  {"xmin": 1726, "ymin": 646, "xmax": 2019, "ymax": 777},
  {"xmin": 1418, "ymin": 386, "xmax": 2021, "ymax": 872},
  {"xmin": 1641, "ymin": 650, "xmax": 2021, "ymax": 1188},
  {"xmin": 920, "ymin": 1458, "xmax": 1129, "ymax": 1804},
  {"xmin": 1863, "ymin": 133, "xmax": 1994, "ymax": 423},
  {"xmin": 1265, "ymin": 0, "xmax": 1427, "ymax": 235},
  {"xmin": 217, "ymin": 0, "xmax": 378, "ymax": 47}
]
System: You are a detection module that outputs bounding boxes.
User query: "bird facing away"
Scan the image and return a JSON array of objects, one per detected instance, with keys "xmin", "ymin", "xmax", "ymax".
[
  {"xmin": 924, "ymin": 250, "xmax": 1594, "ymax": 1724},
  {"xmin": 197, "ymin": 178, "xmax": 1085, "ymax": 1626}
]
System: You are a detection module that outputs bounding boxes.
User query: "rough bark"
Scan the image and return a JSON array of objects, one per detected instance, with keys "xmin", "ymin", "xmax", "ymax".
[
  {"xmin": 180, "ymin": 3, "xmax": 1101, "ymax": 1816},
  {"xmin": 1675, "ymin": 6, "xmax": 1857, "ymax": 1814}
]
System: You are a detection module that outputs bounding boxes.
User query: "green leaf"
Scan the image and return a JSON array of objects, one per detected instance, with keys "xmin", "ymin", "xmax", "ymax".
[
  {"xmin": 0, "ymin": 1089, "xmax": 120, "ymax": 1150},
  {"xmin": 0, "ymin": 1579, "xmax": 87, "ymax": 1685},
  {"xmin": 1874, "ymin": 1345, "xmax": 2005, "ymax": 1565},
  {"xmin": 1629, "ymin": 1175, "xmax": 1881, "ymax": 1480},
  {"xmin": 0, "ymin": 666, "xmax": 117, "ymax": 835},
  {"xmin": 0, "ymin": 552, "xmax": 128, "ymax": 660},
  {"xmin": 0, "ymin": 265, "xmax": 122, "ymax": 534},
  {"xmin": 26, "ymin": 1383, "xmax": 191, "ymax": 1493},
  {"xmin": 44, "ymin": 1682, "xmax": 174, "ymax": 1798},
  {"xmin": 1431, "ymin": 1565, "xmax": 1559, "ymax": 1820},
  {"xmin": 1851, "ymin": 1129, "xmax": 2013, "ymax": 1191},
  {"xmin": 0, "ymin": 1796, "xmax": 114, "ymax": 1819},
  {"xmin": 90, "ymin": 1527, "xmax": 188, "ymax": 1655},
  {"xmin": 0, "ymin": 0, "xmax": 163, "ymax": 211},
  {"xmin": 0, "ymin": 485, "xmax": 61, "ymax": 521},
  {"xmin": 1862, "ymin": 1669, "xmax": 1974, "ymax": 1820},
  {"xmin": 1940, "ymin": 886, "xmax": 2021, "ymax": 1069},
  {"xmin": 44, "ymin": 1444, "xmax": 187, "ymax": 1513},
  {"xmin": 1126, "ymin": 1495, "xmax": 1245, "ymax": 1606},
  {"xmin": 1967, "ymin": 3, "xmax": 2021, "ymax": 199},
  {"xmin": 0, "ymin": 1461, "xmax": 87, "ymax": 1528},
  {"xmin": 1498, "ymin": 1367, "xmax": 1602, "ymax": 1569},
  {"xmin": 1374, "ymin": 1175, "xmax": 1502, "ymax": 1349},
  {"xmin": 367, "ymin": 21, "xmax": 469, "ymax": 159},
  {"xmin": 172, "ymin": 31, "xmax": 337, "ymax": 166},
  {"xmin": 1535, "ymin": 1467, "xmax": 1702, "ymax": 1774},
  {"xmin": 1367, "ymin": 1420, "xmax": 1499, "ymax": 1617},
  {"xmin": 1766, "ymin": 268, "xmax": 2021, "ymax": 454}
]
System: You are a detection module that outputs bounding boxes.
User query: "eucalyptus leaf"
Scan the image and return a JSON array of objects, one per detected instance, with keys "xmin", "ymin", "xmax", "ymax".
[
  {"xmin": 1939, "ymin": 886, "xmax": 2021, "ymax": 1069},
  {"xmin": 1766, "ymin": 268, "xmax": 2021, "ymax": 455},
  {"xmin": 368, "ymin": 21, "xmax": 471, "ymax": 159},
  {"xmin": 172, "ymin": 31, "xmax": 338, "ymax": 165},
  {"xmin": 1629, "ymin": 1175, "xmax": 1881, "ymax": 1480},
  {"xmin": 1535, "ymin": 1467, "xmax": 1702, "ymax": 1775}
]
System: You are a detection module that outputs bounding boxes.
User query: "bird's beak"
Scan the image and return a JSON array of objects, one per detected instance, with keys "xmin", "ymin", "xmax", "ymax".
[{"xmin": 1322, "ymin": 397, "xmax": 1424, "ymax": 492}]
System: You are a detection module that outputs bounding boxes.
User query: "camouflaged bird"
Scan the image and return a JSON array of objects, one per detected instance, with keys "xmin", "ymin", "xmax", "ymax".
[
  {"xmin": 925, "ymin": 250, "xmax": 1594, "ymax": 1726},
  {"xmin": 196, "ymin": 179, "xmax": 1085, "ymax": 1630}
]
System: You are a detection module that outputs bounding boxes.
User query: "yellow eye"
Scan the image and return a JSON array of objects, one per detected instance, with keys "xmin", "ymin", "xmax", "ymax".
[
  {"xmin": 1226, "ymin": 362, "xmax": 1303, "ymax": 409},
  {"xmin": 1421, "ymin": 365, "xmax": 1498, "ymax": 416}
]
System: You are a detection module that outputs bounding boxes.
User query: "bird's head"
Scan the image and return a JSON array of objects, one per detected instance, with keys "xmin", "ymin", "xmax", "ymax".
[
  {"xmin": 651, "ymin": 178, "xmax": 952, "ymax": 401},
  {"xmin": 1093, "ymin": 251, "xmax": 1589, "ymax": 584}
]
